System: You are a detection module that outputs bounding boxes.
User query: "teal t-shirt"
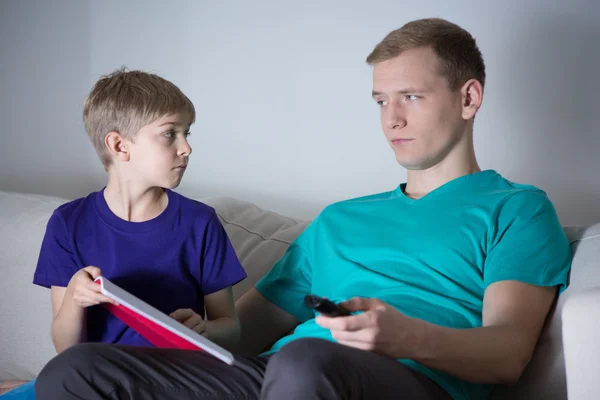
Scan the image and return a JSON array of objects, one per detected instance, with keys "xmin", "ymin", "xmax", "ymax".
[{"xmin": 255, "ymin": 170, "xmax": 572, "ymax": 400}]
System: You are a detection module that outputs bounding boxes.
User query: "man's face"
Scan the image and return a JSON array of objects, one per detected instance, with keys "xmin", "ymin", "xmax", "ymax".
[
  {"xmin": 372, "ymin": 47, "xmax": 467, "ymax": 170},
  {"xmin": 126, "ymin": 112, "xmax": 192, "ymax": 189}
]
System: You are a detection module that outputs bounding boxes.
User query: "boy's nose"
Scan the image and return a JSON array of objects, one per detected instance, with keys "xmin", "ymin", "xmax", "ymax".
[{"xmin": 179, "ymin": 141, "xmax": 192, "ymax": 157}]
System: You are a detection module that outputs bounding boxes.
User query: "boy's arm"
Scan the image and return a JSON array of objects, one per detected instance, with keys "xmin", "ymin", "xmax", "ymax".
[
  {"xmin": 201, "ymin": 287, "xmax": 241, "ymax": 351},
  {"xmin": 50, "ymin": 286, "xmax": 87, "ymax": 353},
  {"xmin": 236, "ymin": 288, "xmax": 300, "ymax": 356},
  {"xmin": 50, "ymin": 266, "xmax": 116, "ymax": 353}
]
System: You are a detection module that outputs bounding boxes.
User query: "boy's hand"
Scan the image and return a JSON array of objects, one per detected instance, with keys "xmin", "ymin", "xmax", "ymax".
[
  {"xmin": 67, "ymin": 266, "xmax": 117, "ymax": 308},
  {"xmin": 170, "ymin": 308, "xmax": 206, "ymax": 334}
]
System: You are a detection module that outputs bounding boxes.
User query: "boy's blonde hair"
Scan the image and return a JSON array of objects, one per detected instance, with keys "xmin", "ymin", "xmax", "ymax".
[
  {"xmin": 366, "ymin": 18, "xmax": 486, "ymax": 91},
  {"xmin": 83, "ymin": 68, "xmax": 196, "ymax": 170}
]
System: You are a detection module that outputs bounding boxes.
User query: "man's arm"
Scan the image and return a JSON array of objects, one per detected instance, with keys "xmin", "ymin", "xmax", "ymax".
[
  {"xmin": 317, "ymin": 280, "xmax": 557, "ymax": 385},
  {"xmin": 415, "ymin": 281, "xmax": 556, "ymax": 384},
  {"xmin": 235, "ymin": 288, "xmax": 300, "ymax": 356}
]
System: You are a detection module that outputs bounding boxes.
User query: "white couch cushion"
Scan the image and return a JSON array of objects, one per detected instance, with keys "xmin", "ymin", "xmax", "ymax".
[
  {"xmin": 0, "ymin": 191, "xmax": 67, "ymax": 379},
  {"xmin": 201, "ymin": 197, "xmax": 309, "ymax": 301},
  {"xmin": 562, "ymin": 286, "xmax": 600, "ymax": 400}
]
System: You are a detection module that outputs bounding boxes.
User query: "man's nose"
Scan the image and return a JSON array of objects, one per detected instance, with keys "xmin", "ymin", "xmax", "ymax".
[{"xmin": 384, "ymin": 103, "xmax": 407, "ymax": 130}]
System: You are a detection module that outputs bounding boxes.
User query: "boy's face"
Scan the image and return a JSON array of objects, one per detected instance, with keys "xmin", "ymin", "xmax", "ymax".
[
  {"xmin": 372, "ymin": 47, "xmax": 468, "ymax": 171},
  {"xmin": 126, "ymin": 112, "xmax": 192, "ymax": 189}
]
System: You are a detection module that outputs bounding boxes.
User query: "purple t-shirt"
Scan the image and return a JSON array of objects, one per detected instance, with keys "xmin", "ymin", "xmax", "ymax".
[{"xmin": 33, "ymin": 188, "xmax": 246, "ymax": 347}]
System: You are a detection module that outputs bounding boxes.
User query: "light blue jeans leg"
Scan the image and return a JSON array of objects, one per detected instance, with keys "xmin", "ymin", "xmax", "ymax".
[{"xmin": 0, "ymin": 380, "xmax": 36, "ymax": 399}]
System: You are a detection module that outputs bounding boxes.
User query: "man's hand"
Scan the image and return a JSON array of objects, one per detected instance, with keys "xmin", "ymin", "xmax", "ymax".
[
  {"xmin": 317, "ymin": 282, "xmax": 557, "ymax": 385},
  {"xmin": 315, "ymin": 297, "xmax": 424, "ymax": 359},
  {"xmin": 170, "ymin": 308, "xmax": 206, "ymax": 334},
  {"xmin": 67, "ymin": 266, "xmax": 117, "ymax": 308}
]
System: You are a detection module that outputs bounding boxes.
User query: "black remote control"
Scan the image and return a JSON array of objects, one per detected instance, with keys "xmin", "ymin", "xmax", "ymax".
[{"xmin": 304, "ymin": 294, "xmax": 351, "ymax": 317}]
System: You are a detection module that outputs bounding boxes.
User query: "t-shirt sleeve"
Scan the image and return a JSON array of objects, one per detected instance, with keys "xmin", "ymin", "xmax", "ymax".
[
  {"xmin": 33, "ymin": 210, "xmax": 81, "ymax": 288},
  {"xmin": 255, "ymin": 219, "xmax": 316, "ymax": 323},
  {"xmin": 200, "ymin": 213, "xmax": 247, "ymax": 294},
  {"xmin": 484, "ymin": 190, "xmax": 572, "ymax": 293}
]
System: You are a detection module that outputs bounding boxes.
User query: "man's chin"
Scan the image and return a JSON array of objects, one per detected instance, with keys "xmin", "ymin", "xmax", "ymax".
[{"xmin": 396, "ymin": 157, "xmax": 425, "ymax": 171}]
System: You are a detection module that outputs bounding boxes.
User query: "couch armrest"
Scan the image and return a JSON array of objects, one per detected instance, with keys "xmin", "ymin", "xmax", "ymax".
[{"xmin": 562, "ymin": 286, "xmax": 600, "ymax": 400}]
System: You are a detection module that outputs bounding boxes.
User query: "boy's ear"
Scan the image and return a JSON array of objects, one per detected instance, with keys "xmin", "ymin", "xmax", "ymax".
[{"xmin": 105, "ymin": 131, "xmax": 130, "ymax": 162}]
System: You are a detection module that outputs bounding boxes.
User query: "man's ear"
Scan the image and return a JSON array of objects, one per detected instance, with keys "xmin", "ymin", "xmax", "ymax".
[
  {"xmin": 460, "ymin": 79, "xmax": 483, "ymax": 120},
  {"xmin": 105, "ymin": 131, "xmax": 130, "ymax": 162}
]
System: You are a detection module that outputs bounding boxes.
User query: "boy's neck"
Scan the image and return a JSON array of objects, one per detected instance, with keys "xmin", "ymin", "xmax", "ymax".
[{"xmin": 103, "ymin": 179, "xmax": 169, "ymax": 223}]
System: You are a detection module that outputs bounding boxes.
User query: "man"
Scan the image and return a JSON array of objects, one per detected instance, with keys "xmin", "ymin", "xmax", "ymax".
[{"xmin": 36, "ymin": 18, "xmax": 571, "ymax": 400}]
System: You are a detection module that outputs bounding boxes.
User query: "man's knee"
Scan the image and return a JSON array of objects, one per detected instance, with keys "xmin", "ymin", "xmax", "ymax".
[
  {"xmin": 266, "ymin": 338, "xmax": 345, "ymax": 382},
  {"xmin": 35, "ymin": 343, "xmax": 107, "ymax": 397},
  {"xmin": 262, "ymin": 338, "xmax": 351, "ymax": 399}
]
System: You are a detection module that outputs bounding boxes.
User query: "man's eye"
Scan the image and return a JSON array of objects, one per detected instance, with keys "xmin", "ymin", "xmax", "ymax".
[
  {"xmin": 405, "ymin": 95, "xmax": 419, "ymax": 101},
  {"xmin": 376, "ymin": 100, "xmax": 388, "ymax": 107}
]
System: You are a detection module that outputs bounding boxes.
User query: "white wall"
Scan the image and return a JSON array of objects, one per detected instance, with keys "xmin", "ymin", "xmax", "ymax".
[
  {"xmin": 1, "ymin": 0, "xmax": 599, "ymax": 225},
  {"xmin": 0, "ymin": 0, "xmax": 100, "ymax": 198}
]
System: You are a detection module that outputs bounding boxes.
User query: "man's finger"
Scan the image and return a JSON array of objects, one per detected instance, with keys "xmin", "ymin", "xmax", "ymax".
[
  {"xmin": 331, "ymin": 327, "xmax": 377, "ymax": 344},
  {"xmin": 338, "ymin": 297, "xmax": 377, "ymax": 312},
  {"xmin": 335, "ymin": 339, "xmax": 375, "ymax": 352},
  {"xmin": 315, "ymin": 312, "xmax": 370, "ymax": 331}
]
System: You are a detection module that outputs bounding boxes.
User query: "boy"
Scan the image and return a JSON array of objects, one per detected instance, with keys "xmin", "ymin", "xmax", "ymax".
[{"xmin": 33, "ymin": 68, "xmax": 246, "ymax": 354}]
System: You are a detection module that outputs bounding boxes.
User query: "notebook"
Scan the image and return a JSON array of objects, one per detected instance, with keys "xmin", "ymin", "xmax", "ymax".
[{"xmin": 94, "ymin": 276, "xmax": 234, "ymax": 365}]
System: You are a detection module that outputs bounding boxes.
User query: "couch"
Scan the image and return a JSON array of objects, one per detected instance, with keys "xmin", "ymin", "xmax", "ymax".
[{"xmin": 0, "ymin": 190, "xmax": 598, "ymax": 399}]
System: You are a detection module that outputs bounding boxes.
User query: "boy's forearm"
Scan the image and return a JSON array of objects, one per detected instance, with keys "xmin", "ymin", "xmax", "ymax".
[
  {"xmin": 51, "ymin": 291, "xmax": 87, "ymax": 353},
  {"xmin": 203, "ymin": 317, "xmax": 241, "ymax": 351}
]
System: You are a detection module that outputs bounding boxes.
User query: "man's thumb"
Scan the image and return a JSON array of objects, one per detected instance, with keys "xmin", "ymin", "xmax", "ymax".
[{"xmin": 340, "ymin": 297, "xmax": 373, "ymax": 311}]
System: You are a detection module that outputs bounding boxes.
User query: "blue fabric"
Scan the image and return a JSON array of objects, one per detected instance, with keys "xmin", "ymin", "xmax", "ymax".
[
  {"xmin": 256, "ymin": 170, "xmax": 572, "ymax": 400},
  {"xmin": 33, "ymin": 188, "xmax": 246, "ymax": 346},
  {"xmin": 0, "ymin": 380, "xmax": 35, "ymax": 399}
]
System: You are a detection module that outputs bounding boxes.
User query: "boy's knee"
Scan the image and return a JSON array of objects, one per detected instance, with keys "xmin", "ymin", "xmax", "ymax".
[{"xmin": 35, "ymin": 343, "xmax": 106, "ymax": 398}]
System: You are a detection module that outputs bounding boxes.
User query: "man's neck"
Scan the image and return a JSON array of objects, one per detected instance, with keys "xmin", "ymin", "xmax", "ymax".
[
  {"xmin": 103, "ymin": 176, "xmax": 168, "ymax": 222},
  {"xmin": 404, "ymin": 151, "xmax": 481, "ymax": 200}
]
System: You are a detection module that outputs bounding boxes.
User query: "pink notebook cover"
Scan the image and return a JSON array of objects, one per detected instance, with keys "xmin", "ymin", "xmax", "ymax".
[{"xmin": 94, "ymin": 277, "xmax": 234, "ymax": 365}]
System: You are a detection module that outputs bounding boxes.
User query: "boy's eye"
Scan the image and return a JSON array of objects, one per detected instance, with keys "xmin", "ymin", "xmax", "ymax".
[
  {"xmin": 163, "ymin": 130, "xmax": 175, "ymax": 138},
  {"xmin": 184, "ymin": 131, "xmax": 191, "ymax": 138}
]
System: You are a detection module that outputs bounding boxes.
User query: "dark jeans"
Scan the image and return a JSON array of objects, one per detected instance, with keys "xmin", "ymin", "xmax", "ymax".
[{"xmin": 35, "ymin": 338, "xmax": 451, "ymax": 399}]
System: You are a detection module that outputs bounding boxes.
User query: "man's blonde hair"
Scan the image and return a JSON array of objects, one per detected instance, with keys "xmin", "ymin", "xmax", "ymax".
[
  {"xmin": 83, "ymin": 68, "xmax": 196, "ymax": 169},
  {"xmin": 366, "ymin": 18, "xmax": 486, "ymax": 91}
]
